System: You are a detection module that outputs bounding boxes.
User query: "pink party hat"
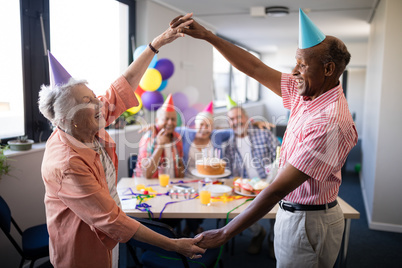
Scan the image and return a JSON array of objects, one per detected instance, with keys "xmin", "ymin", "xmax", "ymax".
[
  {"xmin": 162, "ymin": 94, "xmax": 175, "ymax": 112},
  {"xmin": 299, "ymin": 9, "xmax": 325, "ymax": 49},
  {"xmin": 48, "ymin": 51, "xmax": 72, "ymax": 88},
  {"xmin": 202, "ymin": 101, "xmax": 214, "ymax": 114}
]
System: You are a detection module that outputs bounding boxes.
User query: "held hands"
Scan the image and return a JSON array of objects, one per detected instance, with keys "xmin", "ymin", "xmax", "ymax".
[
  {"xmin": 170, "ymin": 14, "xmax": 209, "ymax": 40},
  {"xmin": 193, "ymin": 228, "xmax": 228, "ymax": 249},
  {"xmin": 174, "ymin": 234, "xmax": 205, "ymax": 259},
  {"xmin": 153, "ymin": 13, "xmax": 194, "ymax": 49}
]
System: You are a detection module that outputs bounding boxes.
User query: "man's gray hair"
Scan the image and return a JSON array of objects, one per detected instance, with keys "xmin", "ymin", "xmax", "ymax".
[
  {"xmin": 38, "ymin": 78, "xmax": 87, "ymax": 130},
  {"xmin": 228, "ymin": 106, "xmax": 249, "ymax": 118}
]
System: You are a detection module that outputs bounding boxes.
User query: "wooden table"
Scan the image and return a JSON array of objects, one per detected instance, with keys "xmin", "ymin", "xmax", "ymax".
[{"xmin": 117, "ymin": 177, "xmax": 359, "ymax": 267}]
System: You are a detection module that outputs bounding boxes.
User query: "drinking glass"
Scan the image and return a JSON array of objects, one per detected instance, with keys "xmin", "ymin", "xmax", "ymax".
[{"xmin": 158, "ymin": 166, "xmax": 170, "ymax": 187}]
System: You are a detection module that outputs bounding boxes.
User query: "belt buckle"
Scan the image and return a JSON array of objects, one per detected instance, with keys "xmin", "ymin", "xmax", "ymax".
[{"xmin": 280, "ymin": 201, "xmax": 295, "ymax": 212}]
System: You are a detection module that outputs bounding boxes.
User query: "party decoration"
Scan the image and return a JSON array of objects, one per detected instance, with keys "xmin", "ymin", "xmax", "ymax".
[
  {"xmin": 226, "ymin": 95, "xmax": 238, "ymax": 110},
  {"xmin": 135, "ymin": 85, "xmax": 145, "ymax": 97},
  {"xmin": 134, "ymin": 45, "xmax": 158, "ymax": 68},
  {"xmin": 172, "ymin": 92, "xmax": 189, "ymax": 113},
  {"xmin": 299, "ymin": 8, "xmax": 325, "ymax": 49},
  {"xmin": 183, "ymin": 107, "xmax": 198, "ymax": 127},
  {"xmin": 126, "ymin": 93, "xmax": 143, "ymax": 114},
  {"xmin": 176, "ymin": 111, "xmax": 182, "ymax": 126},
  {"xmin": 48, "ymin": 51, "xmax": 72, "ymax": 88},
  {"xmin": 161, "ymin": 94, "xmax": 175, "ymax": 112},
  {"xmin": 202, "ymin": 101, "xmax": 214, "ymax": 114},
  {"xmin": 157, "ymin": 80, "xmax": 168, "ymax": 91},
  {"xmin": 139, "ymin": 68, "xmax": 162, "ymax": 92},
  {"xmin": 155, "ymin": 58, "xmax": 175, "ymax": 80},
  {"xmin": 141, "ymin": 91, "xmax": 164, "ymax": 111},
  {"xmin": 191, "ymin": 102, "xmax": 205, "ymax": 112}
]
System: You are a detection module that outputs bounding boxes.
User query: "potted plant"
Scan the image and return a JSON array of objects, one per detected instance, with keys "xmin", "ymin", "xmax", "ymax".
[
  {"xmin": 0, "ymin": 145, "xmax": 11, "ymax": 180},
  {"xmin": 7, "ymin": 135, "xmax": 34, "ymax": 151}
]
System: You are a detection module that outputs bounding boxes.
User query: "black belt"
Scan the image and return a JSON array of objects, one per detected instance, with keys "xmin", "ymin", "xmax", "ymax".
[{"xmin": 279, "ymin": 200, "xmax": 338, "ymax": 212}]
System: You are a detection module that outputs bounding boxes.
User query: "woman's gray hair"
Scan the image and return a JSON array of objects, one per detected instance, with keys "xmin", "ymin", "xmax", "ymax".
[
  {"xmin": 195, "ymin": 111, "xmax": 214, "ymax": 127},
  {"xmin": 38, "ymin": 78, "xmax": 87, "ymax": 129}
]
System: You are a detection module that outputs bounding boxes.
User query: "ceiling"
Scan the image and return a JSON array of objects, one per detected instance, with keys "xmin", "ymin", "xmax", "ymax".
[{"xmin": 154, "ymin": 0, "xmax": 379, "ymax": 53}]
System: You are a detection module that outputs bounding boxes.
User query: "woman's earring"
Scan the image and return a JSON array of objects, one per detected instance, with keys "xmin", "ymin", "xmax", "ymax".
[{"xmin": 74, "ymin": 124, "xmax": 78, "ymax": 128}]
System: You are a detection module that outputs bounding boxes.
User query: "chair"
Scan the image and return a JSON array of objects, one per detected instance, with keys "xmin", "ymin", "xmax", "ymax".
[
  {"xmin": 0, "ymin": 196, "xmax": 49, "ymax": 268},
  {"xmin": 126, "ymin": 217, "xmax": 223, "ymax": 268},
  {"xmin": 128, "ymin": 153, "xmax": 138, "ymax": 178}
]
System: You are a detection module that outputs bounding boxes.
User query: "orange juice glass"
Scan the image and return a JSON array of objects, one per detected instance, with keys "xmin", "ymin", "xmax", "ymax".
[
  {"xmin": 199, "ymin": 190, "xmax": 211, "ymax": 206},
  {"xmin": 158, "ymin": 166, "xmax": 170, "ymax": 187}
]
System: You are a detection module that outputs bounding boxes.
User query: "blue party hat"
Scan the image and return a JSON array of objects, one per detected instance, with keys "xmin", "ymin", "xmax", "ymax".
[
  {"xmin": 299, "ymin": 9, "xmax": 325, "ymax": 49},
  {"xmin": 48, "ymin": 51, "xmax": 72, "ymax": 88}
]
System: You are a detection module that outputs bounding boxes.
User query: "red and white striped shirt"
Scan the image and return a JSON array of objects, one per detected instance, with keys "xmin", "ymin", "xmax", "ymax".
[{"xmin": 279, "ymin": 73, "xmax": 358, "ymax": 205}]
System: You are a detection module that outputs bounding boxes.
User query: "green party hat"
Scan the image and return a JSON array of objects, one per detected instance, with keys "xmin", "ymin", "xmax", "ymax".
[{"xmin": 226, "ymin": 95, "xmax": 237, "ymax": 110}]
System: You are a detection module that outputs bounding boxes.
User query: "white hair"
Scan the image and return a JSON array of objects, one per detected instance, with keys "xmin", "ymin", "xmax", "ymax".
[
  {"xmin": 38, "ymin": 78, "xmax": 87, "ymax": 130},
  {"xmin": 195, "ymin": 111, "xmax": 214, "ymax": 127}
]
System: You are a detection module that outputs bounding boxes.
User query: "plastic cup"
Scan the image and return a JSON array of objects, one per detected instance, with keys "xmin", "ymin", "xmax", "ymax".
[{"xmin": 158, "ymin": 166, "xmax": 170, "ymax": 187}]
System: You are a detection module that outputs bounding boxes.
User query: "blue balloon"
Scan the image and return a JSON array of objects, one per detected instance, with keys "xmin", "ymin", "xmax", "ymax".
[
  {"xmin": 157, "ymin": 80, "xmax": 168, "ymax": 91},
  {"xmin": 133, "ymin": 45, "xmax": 158, "ymax": 68}
]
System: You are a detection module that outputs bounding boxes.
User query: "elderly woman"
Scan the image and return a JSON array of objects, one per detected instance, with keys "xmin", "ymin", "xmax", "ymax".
[{"xmin": 38, "ymin": 15, "xmax": 205, "ymax": 268}]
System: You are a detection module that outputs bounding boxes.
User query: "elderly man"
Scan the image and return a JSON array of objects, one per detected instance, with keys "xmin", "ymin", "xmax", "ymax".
[
  {"xmin": 136, "ymin": 94, "xmax": 185, "ymax": 179},
  {"xmin": 223, "ymin": 105, "xmax": 279, "ymax": 256},
  {"xmin": 172, "ymin": 9, "xmax": 358, "ymax": 267}
]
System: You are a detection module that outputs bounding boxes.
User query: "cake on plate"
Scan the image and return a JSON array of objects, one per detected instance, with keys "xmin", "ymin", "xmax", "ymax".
[{"xmin": 196, "ymin": 157, "xmax": 226, "ymax": 175}]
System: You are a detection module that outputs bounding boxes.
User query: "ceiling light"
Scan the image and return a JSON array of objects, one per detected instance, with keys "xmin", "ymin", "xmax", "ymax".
[
  {"xmin": 265, "ymin": 6, "xmax": 289, "ymax": 17},
  {"xmin": 250, "ymin": 6, "xmax": 289, "ymax": 18}
]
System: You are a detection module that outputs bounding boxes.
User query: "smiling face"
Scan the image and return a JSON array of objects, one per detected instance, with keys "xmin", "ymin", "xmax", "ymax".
[
  {"xmin": 227, "ymin": 107, "xmax": 248, "ymax": 137},
  {"xmin": 70, "ymin": 84, "xmax": 105, "ymax": 136},
  {"xmin": 195, "ymin": 117, "xmax": 213, "ymax": 140},
  {"xmin": 292, "ymin": 46, "xmax": 327, "ymax": 99},
  {"xmin": 156, "ymin": 110, "xmax": 177, "ymax": 135}
]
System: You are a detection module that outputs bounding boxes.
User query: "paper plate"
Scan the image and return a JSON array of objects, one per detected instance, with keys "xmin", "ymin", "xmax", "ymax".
[
  {"xmin": 202, "ymin": 184, "xmax": 232, "ymax": 197},
  {"xmin": 191, "ymin": 169, "xmax": 231, "ymax": 179}
]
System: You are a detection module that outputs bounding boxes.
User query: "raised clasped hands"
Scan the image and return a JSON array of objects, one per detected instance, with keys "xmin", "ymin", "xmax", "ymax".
[{"xmin": 170, "ymin": 13, "xmax": 209, "ymax": 40}]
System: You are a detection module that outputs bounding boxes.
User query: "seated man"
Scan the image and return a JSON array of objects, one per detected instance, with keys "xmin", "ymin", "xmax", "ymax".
[
  {"xmin": 136, "ymin": 94, "xmax": 184, "ymax": 179},
  {"xmin": 223, "ymin": 105, "xmax": 279, "ymax": 257}
]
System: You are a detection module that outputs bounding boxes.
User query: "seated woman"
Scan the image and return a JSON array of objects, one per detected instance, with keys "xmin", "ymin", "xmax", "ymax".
[{"xmin": 38, "ymin": 15, "xmax": 205, "ymax": 267}]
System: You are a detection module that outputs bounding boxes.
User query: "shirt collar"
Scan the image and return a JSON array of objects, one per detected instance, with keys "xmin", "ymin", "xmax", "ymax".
[{"xmin": 302, "ymin": 83, "xmax": 342, "ymax": 113}]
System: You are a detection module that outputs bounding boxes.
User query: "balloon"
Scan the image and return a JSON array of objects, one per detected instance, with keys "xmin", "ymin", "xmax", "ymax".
[
  {"xmin": 140, "ymin": 68, "xmax": 162, "ymax": 92},
  {"xmin": 127, "ymin": 93, "xmax": 142, "ymax": 114},
  {"xmin": 134, "ymin": 45, "xmax": 158, "ymax": 68},
  {"xmin": 176, "ymin": 111, "xmax": 182, "ymax": 127},
  {"xmin": 141, "ymin": 91, "xmax": 164, "ymax": 111},
  {"xmin": 157, "ymin": 80, "xmax": 168, "ymax": 91},
  {"xmin": 183, "ymin": 107, "xmax": 198, "ymax": 127},
  {"xmin": 135, "ymin": 85, "xmax": 145, "ymax": 97},
  {"xmin": 172, "ymin": 92, "xmax": 189, "ymax": 113},
  {"xmin": 191, "ymin": 102, "xmax": 205, "ymax": 112},
  {"xmin": 155, "ymin": 58, "xmax": 175, "ymax": 80}
]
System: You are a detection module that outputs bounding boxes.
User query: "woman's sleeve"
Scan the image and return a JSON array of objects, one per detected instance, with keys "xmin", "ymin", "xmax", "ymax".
[{"xmin": 98, "ymin": 76, "xmax": 139, "ymax": 127}]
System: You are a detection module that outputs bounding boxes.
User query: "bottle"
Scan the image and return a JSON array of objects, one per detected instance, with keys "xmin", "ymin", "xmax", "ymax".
[{"xmin": 266, "ymin": 146, "xmax": 281, "ymax": 184}]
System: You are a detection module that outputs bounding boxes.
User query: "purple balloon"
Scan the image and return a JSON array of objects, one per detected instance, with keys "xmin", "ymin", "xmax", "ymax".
[
  {"xmin": 183, "ymin": 107, "xmax": 199, "ymax": 127},
  {"xmin": 141, "ymin": 91, "xmax": 164, "ymax": 111},
  {"xmin": 155, "ymin": 58, "xmax": 175, "ymax": 80},
  {"xmin": 172, "ymin": 92, "xmax": 189, "ymax": 113}
]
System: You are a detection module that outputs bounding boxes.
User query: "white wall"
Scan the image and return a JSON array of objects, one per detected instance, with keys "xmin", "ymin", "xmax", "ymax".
[
  {"xmin": 346, "ymin": 68, "xmax": 366, "ymax": 138},
  {"xmin": 362, "ymin": 0, "xmax": 402, "ymax": 232}
]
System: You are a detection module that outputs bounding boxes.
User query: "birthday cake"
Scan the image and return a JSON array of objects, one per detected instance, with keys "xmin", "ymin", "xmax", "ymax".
[
  {"xmin": 234, "ymin": 178, "xmax": 269, "ymax": 195},
  {"xmin": 196, "ymin": 157, "xmax": 226, "ymax": 175}
]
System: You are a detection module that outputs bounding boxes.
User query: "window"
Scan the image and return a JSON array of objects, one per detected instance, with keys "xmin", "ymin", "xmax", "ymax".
[
  {"xmin": 50, "ymin": 0, "xmax": 129, "ymax": 96},
  {"xmin": 0, "ymin": 1, "xmax": 24, "ymax": 139},
  {"xmin": 212, "ymin": 43, "xmax": 261, "ymax": 107}
]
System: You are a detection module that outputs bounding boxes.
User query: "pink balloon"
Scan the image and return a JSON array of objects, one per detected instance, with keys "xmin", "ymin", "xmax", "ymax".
[{"xmin": 191, "ymin": 103, "xmax": 205, "ymax": 112}]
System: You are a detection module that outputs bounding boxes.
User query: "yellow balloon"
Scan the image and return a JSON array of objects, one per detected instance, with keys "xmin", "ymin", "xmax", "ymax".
[
  {"xmin": 139, "ymin": 68, "xmax": 162, "ymax": 91},
  {"xmin": 127, "ymin": 93, "xmax": 143, "ymax": 114}
]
